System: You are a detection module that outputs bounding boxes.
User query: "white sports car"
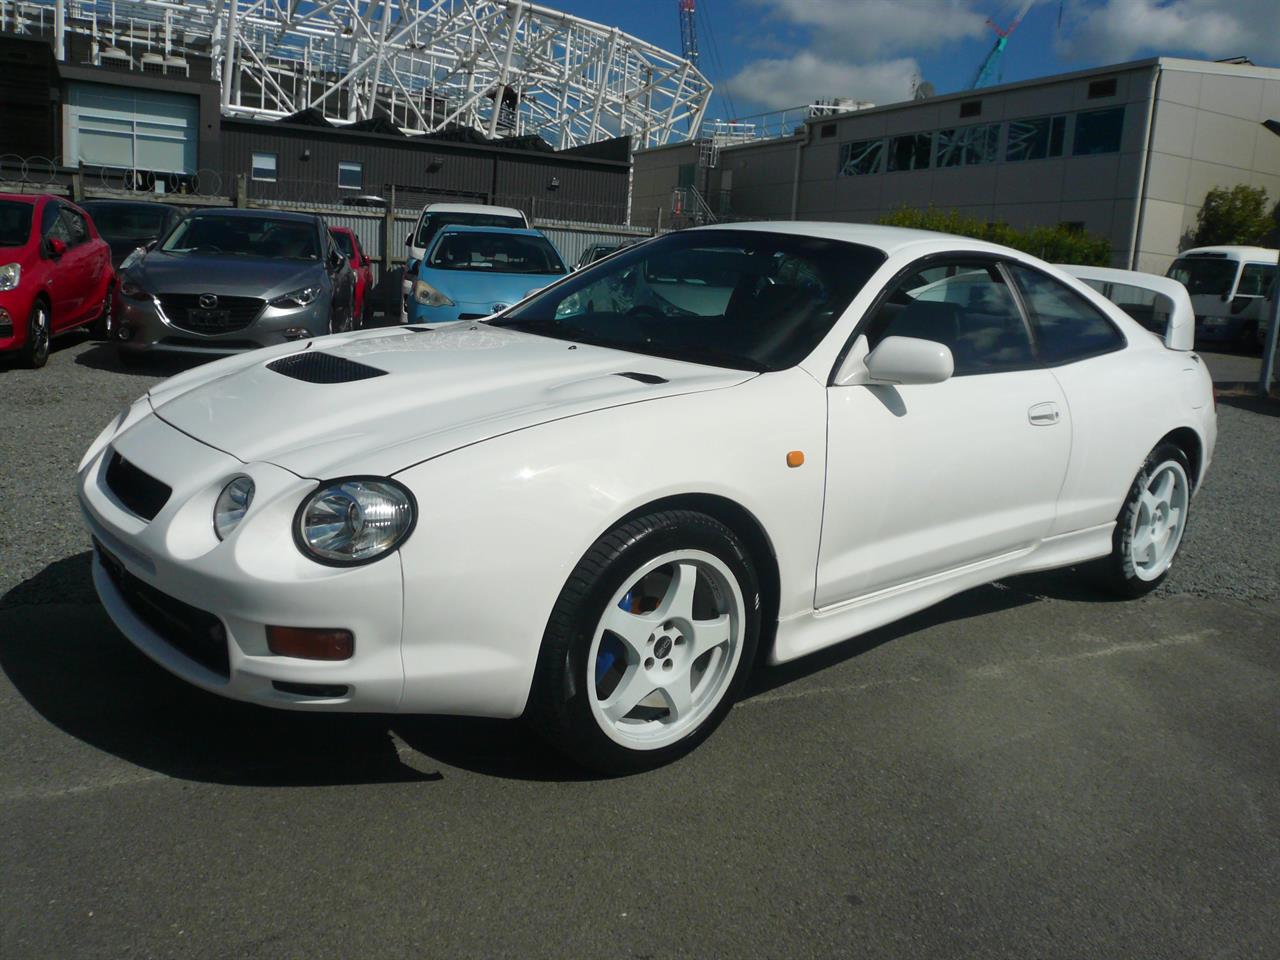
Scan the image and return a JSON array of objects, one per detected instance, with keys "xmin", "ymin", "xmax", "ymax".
[{"xmin": 77, "ymin": 224, "xmax": 1216, "ymax": 773}]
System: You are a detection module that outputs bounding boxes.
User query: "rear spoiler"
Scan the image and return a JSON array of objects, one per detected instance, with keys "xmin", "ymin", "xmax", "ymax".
[{"xmin": 1057, "ymin": 264, "xmax": 1194, "ymax": 351}]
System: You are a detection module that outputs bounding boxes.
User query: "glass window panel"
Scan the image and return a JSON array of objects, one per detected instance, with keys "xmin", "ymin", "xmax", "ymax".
[
  {"xmin": 838, "ymin": 138, "xmax": 884, "ymax": 176},
  {"xmin": 252, "ymin": 152, "xmax": 277, "ymax": 182},
  {"xmin": 1237, "ymin": 263, "xmax": 1276, "ymax": 298},
  {"xmin": 338, "ymin": 161, "xmax": 363, "ymax": 190},
  {"xmin": 1006, "ymin": 115, "xmax": 1066, "ymax": 162},
  {"xmin": 887, "ymin": 132, "xmax": 932, "ymax": 172},
  {"xmin": 1072, "ymin": 107, "xmax": 1125, "ymax": 156},
  {"xmin": 1008, "ymin": 264, "xmax": 1125, "ymax": 363},
  {"xmin": 937, "ymin": 124, "xmax": 999, "ymax": 167}
]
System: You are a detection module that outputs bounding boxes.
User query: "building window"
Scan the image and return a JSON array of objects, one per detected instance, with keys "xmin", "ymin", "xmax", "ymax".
[
  {"xmin": 251, "ymin": 152, "xmax": 277, "ymax": 182},
  {"xmin": 838, "ymin": 138, "xmax": 885, "ymax": 176},
  {"xmin": 887, "ymin": 132, "xmax": 932, "ymax": 172},
  {"xmin": 1005, "ymin": 115, "xmax": 1066, "ymax": 162},
  {"xmin": 959, "ymin": 99, "xmax": 982, "ymax": 118},
  {"xmin": 936, "ymin": 124, "xmax": 999, "ymax": 167},
  {"xmin": 338, "ymin": 160, "xmax": 363, "ymax": 190},
  {"xmin": 820, "ymin": 123, "xmax": 837, "ymax": 138},
  {"xmin": 1072, "ymin": 107, "xmax": 1125, "ymax": 156},
  {"xmin": 1087, "ymin": 77, "xmax": 1118, "ymax": 99}
]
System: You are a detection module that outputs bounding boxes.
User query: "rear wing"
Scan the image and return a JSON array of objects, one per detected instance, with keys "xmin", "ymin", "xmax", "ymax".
[{"xmin": 1057, "ymin": 264, "xmax": 1194, "ymax": 351}]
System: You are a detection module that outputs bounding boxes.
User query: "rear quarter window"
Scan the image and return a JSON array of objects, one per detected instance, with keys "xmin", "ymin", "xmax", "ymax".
[{"xmin": 1007, "ymin": 264, "xmax": 1126, "ymax": 364}]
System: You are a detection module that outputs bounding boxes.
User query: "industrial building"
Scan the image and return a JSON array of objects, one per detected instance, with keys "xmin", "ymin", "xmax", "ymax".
[{"xmin": 634, "ymin": 57, "xmax": 1280, "ymax": 272}]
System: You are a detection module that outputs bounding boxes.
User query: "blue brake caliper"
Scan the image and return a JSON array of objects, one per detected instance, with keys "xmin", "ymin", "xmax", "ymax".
[{"xmin": 596, "ymin": 591, "xmax": 632, "ymax": 684}]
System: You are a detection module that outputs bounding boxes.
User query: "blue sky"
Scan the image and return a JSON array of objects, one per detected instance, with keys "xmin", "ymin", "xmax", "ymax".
[{"xmin": 549, "ymin": 0, "xmax": 1280, "ymax": 121}]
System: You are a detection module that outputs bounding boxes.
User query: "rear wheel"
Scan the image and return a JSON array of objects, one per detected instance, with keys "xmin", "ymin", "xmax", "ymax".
[
  {"xmin": 20, "ymin": 301, "xmax": 50, "ymax": 369},
  {"xmin": 1101, "ymin": 443, "xmax": 1192, "ymax": 597},
  {"xmin": 526, "ymin": 510, "xmax": 760, "ymax": 774}
]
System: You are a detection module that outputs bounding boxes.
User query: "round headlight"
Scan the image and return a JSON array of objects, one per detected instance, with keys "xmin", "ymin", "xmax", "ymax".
[
  {"xmin": 295, "ymin": 478, "xmax": 415, "ymax": 565},
  {"xmin": 214, "ymin": 477, "xmax": 255, "ymax": 541}
]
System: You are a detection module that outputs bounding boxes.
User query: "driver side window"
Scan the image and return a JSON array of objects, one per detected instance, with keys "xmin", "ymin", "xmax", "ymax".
[
  {"xmin": 42, "ymin": 202, "xmax": 70, "ymax": 243},
  {"xmin": 863, "ymin": 259, "xmax": 1035, "ymax": 375}
]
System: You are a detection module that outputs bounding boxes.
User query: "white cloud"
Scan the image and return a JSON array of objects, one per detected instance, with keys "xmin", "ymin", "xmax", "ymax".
[
  {"xmin": 724, "ymin": 53, "xmax": 919, "ymax": 111},
  {"xmin": 1060, "ymin": 0, "xmax": 1280, "ymax": 62},
  {"xmin": 746, "ymin": 0, "xmax": 990, "ymax": 60}
]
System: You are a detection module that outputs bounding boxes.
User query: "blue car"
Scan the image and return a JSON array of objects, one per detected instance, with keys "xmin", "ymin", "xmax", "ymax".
[{"xmin": 406, "ymin": 226, "xmax": 567, "ymax": 324}]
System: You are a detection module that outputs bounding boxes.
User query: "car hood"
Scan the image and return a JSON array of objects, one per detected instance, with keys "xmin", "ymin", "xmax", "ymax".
[
  {"xmin": 423, "ymin": 268, "xmax": 565, "ymax": 306},
  {"xmin": 136, "ymin": 250, "xmax": 324, "ymax": 297},
  {"xmin": 146, "ymin": 324, "xmax": 755, "ymax": 478}
]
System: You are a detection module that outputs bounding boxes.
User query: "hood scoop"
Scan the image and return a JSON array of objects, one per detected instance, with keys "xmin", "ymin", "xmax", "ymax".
[
  {"xmin": 267, "ymin": 352, "xmax": 388, "ymax": 384},
  {"xmin": 615, "ymin": 371, "xmax": 669, "ymax": 385}
]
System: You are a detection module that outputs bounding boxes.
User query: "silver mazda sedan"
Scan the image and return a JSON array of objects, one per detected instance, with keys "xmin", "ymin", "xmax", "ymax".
[{"xmin": 114, "ymin": 209, "xmax": 356, "ymax": 363}]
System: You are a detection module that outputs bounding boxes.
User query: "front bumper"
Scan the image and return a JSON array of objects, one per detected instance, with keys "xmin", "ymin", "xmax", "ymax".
[
  {"xmin": 79, "ymin": 409, "xmax": 407, "ymax": 711},
  {"xmin": 116, "ymin": 292, "xmax": 332, "ymax": 355},
  {"xmin": 0, "ymin": 287, "xmax": 36, "ymax": 353}
]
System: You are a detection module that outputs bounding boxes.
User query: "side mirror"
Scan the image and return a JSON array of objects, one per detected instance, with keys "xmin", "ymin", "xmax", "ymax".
[
  {"xmin": 328, "ymin": 250, "xmax": 345, "ymax": 271},
  {"xmin": 44, "ymin": 237, "xmax": 67, "ymax": 259},
  {"xmin": 404, "ymin": 235, "xmax": 413, "ymax": 248},
  {"xmin": 834, "ymin": 335, "xmax": 953, "ymax": 386}
]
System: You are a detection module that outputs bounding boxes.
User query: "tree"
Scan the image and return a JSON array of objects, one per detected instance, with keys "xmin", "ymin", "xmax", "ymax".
[{"xmin": 1190, "ymin": 184, "xmax": 1278, "ymax": 247}]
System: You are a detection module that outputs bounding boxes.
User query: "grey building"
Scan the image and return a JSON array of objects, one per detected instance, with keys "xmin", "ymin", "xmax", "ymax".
[{"xmin": 633, "ymin": 57, "xmax": 1280, "ymax": 272}]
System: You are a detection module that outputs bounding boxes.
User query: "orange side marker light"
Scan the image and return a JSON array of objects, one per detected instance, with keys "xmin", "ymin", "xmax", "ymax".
[{"xmin": 786, "ymin": 450, "xmax": 805, "ymax": 468}]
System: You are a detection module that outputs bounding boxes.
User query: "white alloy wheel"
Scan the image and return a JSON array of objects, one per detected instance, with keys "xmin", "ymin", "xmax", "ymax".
[
  {"xmin": 587, "ymin": 549, "xmax": 745, "ymax": 751},
  {"xmin": 1127, "ymin": 459, "xmax": 1190, "ymax": 582}
]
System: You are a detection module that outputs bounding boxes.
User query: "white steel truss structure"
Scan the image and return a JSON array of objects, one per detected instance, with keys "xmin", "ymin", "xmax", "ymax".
[{"xmin": 2, "ymin": 0, "xmax": 712, "ymax": 148}]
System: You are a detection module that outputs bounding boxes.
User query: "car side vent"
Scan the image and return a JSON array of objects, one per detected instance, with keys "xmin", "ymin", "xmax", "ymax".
[
  {"xmin": 267, "ymin": 352, "xmax": 388, "ymax": 384},
  {"xmin": 616, "ymin": 371, "xmax": 668, "ymax": 385},
  {"xmin": 105, "ymin": 451, "xmax": 172, "ymax": 521}
]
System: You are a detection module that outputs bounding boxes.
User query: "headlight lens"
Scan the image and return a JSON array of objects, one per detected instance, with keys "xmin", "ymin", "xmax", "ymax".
[
  {"xmin": 0, "ymin": 263, "xmax": 20, "ymax": 291},
  {"xmin": 413, "ymin": 279, "xmax": 455, "ymax": 307},
  {"xmin": 270, "ymin": 286, "xmax": 321, "ymax": 308},
  {"xmin": 296, "ymin": 478, "xmax": 415, "ymax": 565},
  {"xmin": 214, "ymin": 476, "xmax": 255, "ymax": 540}
]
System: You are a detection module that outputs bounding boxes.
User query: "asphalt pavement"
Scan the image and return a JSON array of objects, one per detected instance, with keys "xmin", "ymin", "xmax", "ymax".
[{"xmin": 2, "ymin": 333, "xmax": 1277, "ymax": 959}]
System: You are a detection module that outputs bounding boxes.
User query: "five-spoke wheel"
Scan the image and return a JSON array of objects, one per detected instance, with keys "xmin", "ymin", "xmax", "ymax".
[{"xmin": 1104, "ymin": 442, "xmax": 1193, "ymax": 596}]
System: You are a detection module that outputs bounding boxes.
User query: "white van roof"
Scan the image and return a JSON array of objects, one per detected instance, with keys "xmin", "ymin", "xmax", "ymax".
[
  {"xmin": 422, "ymin": 202, "xmax": 527, "ymax": 219},
  {"xmin": 1176, "ymin": 245, "xmax": 1278, "ymax": 261}
]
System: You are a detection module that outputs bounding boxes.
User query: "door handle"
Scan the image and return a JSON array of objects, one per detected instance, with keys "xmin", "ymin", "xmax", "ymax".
[{"xmin": 1028, "ymin": 402, "xmax": 1060, "ymax": 425}]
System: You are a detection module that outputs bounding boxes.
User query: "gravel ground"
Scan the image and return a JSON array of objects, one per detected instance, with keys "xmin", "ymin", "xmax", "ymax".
[{"xmin": 2, "ymin": 333, "xmax": 1277, "ymax": 607}]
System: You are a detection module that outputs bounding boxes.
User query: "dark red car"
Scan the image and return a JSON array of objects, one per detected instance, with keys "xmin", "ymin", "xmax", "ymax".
[
  {"xmin": 0, "ymin": 193, "xmax": 113, "ymax": 368},
  {"xmin": 330, "ymin": 226, "xmax": 375, "ymax": 327}
]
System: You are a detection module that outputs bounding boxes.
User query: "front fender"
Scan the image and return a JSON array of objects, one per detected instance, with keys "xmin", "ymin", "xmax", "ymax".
[{"xmin": 392, "ymin": 367, "xmax": 827, "ymax": 717}]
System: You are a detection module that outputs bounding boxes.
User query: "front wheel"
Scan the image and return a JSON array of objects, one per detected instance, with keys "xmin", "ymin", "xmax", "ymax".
[
  {"xmin": 1101, "ymin": 443, "xmax": 1192, "ymax": 597},
  {"xmin": 20, "ymin": 301, "xmax": 50, "ymax": 369},
  {"xmin": 526, "ymin": 510, "xmax": 761, "ymax": 774}
]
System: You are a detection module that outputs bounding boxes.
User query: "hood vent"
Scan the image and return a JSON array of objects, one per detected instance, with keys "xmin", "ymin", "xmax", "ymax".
[
  {"xmin": 267, "ymin": 352, "xmax": 388, "ymax": 384},
  {"xmin": 615, "ymin": 371, "xmax": 668, "ymax": 385}
]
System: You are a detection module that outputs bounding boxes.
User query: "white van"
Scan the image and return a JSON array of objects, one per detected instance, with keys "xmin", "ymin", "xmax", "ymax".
[
  {"xmin": 1165, "ymin": 245, "xmax": 1277, "ymax": 351},
  {"xmin": 401, "ymin": 203, "xmax": 529, "ymax": 321}
]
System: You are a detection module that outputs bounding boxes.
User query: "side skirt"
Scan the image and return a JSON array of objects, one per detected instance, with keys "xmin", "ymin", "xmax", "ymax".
[{"xmin": 769, "ymin": 523, "xmax": 1115, "ymax": 665}]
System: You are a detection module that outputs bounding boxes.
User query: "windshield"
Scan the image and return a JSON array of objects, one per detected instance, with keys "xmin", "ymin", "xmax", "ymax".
[
  {"xmin": 84, "ymin": 204, "xmax": 169, "ymax": 243},
  {"xmin": 490, "ymin": 229, "xmax": 886, "ymax": 371},
  {"xmin": 429, "ymin": 231, "xmax": 566, "ymax": 275},
  {"xmin": 0, "ymin": 201, "xmax": 34, "ymax": 247},
  {"xmin": 415, "ymin": 211, "xmax": 524, "ymax": 247},
  {"xmin": 1167, "ymin": 257, "xmax": 1238, "ymax": 297},
  {"xmin": 330, "ymin": 230, "xmax": 355, "ymax": 258},
  {"xmin": 161, "ymin": 215, "xmax": 320, "ymax": 259}
]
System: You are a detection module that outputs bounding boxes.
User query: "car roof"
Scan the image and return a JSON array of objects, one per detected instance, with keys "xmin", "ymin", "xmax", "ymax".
[
  {"xmin": 434, "ymin": 225, "xmax": 545, "ymax": 238},
  {"xmin": 423, "ymin": 203, "xmax": 526, "ymax": 218},
  {"xmin": 693, "ymin": 220, "xmax": 1012, "ymax": 258},
  {"xmin": 0, "ymin": 193, "xmax": 41, "ymax": 206},
  {"xmin": 1176, "ymin": 245, "xmax": 1278, "ymax": 260},
  {"xmin": 80, "ymin": 199, "xmax": 177, "ymax": 210},
  {"xmin": 329, "ymin": 225, "xmax": 356, "ymax": 234},
  {"xmin": 182, "ymin": 207, "xmax": 320, "ymax": 224}
]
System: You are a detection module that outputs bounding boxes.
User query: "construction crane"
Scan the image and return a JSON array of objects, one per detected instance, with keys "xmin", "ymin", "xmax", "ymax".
[
  {"xmin": 679, "ymin": 0, "xmax": 699, "ymax": 66},
  {"xmin": 970, "ymin": 0, "xmax": 1034, "ymax": 89}
]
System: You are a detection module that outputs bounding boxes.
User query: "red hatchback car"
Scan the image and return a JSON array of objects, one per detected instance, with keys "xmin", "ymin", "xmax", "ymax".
[
  {"xmin": 330, "ymin": 226, "xmax": 375, "ymax": 327},
  {"xmin": 0, "ymin": 193, "xmax": 113, "ymax": 368}
]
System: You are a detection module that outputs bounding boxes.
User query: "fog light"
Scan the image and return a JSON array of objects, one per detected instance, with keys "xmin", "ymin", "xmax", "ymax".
[
  {"xmin": 282, "ymin": 327, "xmax": 313, "ymax": 341},
  {"xmin": 117, "ymin": 324, "xmax": 132, "ymax": 341},
  {"xmin": 0, "ymin": 307, "xmax": 12, "ymax": 336},
  {"xmin": 266, "ymin": 625, "xmax": 354, "ymax": 660}
]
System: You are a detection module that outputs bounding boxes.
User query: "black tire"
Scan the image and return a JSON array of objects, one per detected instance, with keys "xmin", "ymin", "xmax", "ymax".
[
  {"xmin": 20, "ymin": 300, "xmax": 50, "ymax": 369},
  {"xmin": 1100, "ymin": 442, "xmax": 1192, "ymax": 598},
  {"xmin": 90, "ymin": 284, "xmax": 114, "ymax": 340},
  {"xmin": 526, "ymin": 509, "xmax": 761, "ymax": 775}
]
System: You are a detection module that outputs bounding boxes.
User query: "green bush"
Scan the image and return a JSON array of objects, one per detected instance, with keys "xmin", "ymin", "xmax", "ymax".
[
  {"xmin": 1190, "ymin": 184, "xmax": 1278, "ymax": 247},
  {"xmin": 877, "ymin": 205, "xmax": 1112, "ymax": 265}
]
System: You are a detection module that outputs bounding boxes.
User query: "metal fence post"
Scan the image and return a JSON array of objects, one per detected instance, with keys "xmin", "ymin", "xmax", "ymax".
[
  {"xmin": 1260, "ymin": 266, "xmax": 1279, "ymax": 397},
  {"xmin": 235, "ymin": 174, "xmax": 247, "ymax": 208}
]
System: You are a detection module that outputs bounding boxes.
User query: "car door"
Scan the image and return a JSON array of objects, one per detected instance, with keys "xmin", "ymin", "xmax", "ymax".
[
  {"xmin": 815, "ymin": 257, "xmax": 1072, "ymax": 607},
  {"xmin": 55, "ymin": 206, "xmax": 96, "ymax": 328},
  {"xmin": 38, "ymin": 200, "xmax": 77, "ymax": 325}
]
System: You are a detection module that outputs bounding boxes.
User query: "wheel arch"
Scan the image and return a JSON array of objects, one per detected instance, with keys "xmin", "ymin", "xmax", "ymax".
[
  {"xmin": 1158, "ymin": 426, "xmax": 1203, "ymax": 490},
  {"xmin": 613, "ymin": 492, "xmax": 782, "ymax": 660}
]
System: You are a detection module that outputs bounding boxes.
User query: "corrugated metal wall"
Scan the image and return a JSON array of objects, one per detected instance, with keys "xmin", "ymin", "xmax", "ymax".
[{"xmin": 536, "ymin": 222, "xmax": 651, "ymax": 269}]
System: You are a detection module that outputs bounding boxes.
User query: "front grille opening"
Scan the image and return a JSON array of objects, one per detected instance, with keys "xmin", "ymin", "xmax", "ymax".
[
  {"xmin": 105, "ymin": 451, "xmax": 172, "ymax": 521},
  {"xmin": 158, "ymin": 294, "xmax": 265, "ymax": 335},
  {"xmin": 95, "ymin": 538, "xmax": 230, "ymax": 679},
  {"xmin": 272, "ymin": 681, "xmax": 350, "ymax": 698},
  {"xmin": 267, "ymin": 351, "xmax": 388, "ymax": 384}
]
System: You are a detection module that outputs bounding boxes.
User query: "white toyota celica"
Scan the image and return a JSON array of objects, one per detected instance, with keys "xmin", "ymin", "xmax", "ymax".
[{"xmin": 78, "ymin": 223, "xmax": 1216, "ymax": 773}]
